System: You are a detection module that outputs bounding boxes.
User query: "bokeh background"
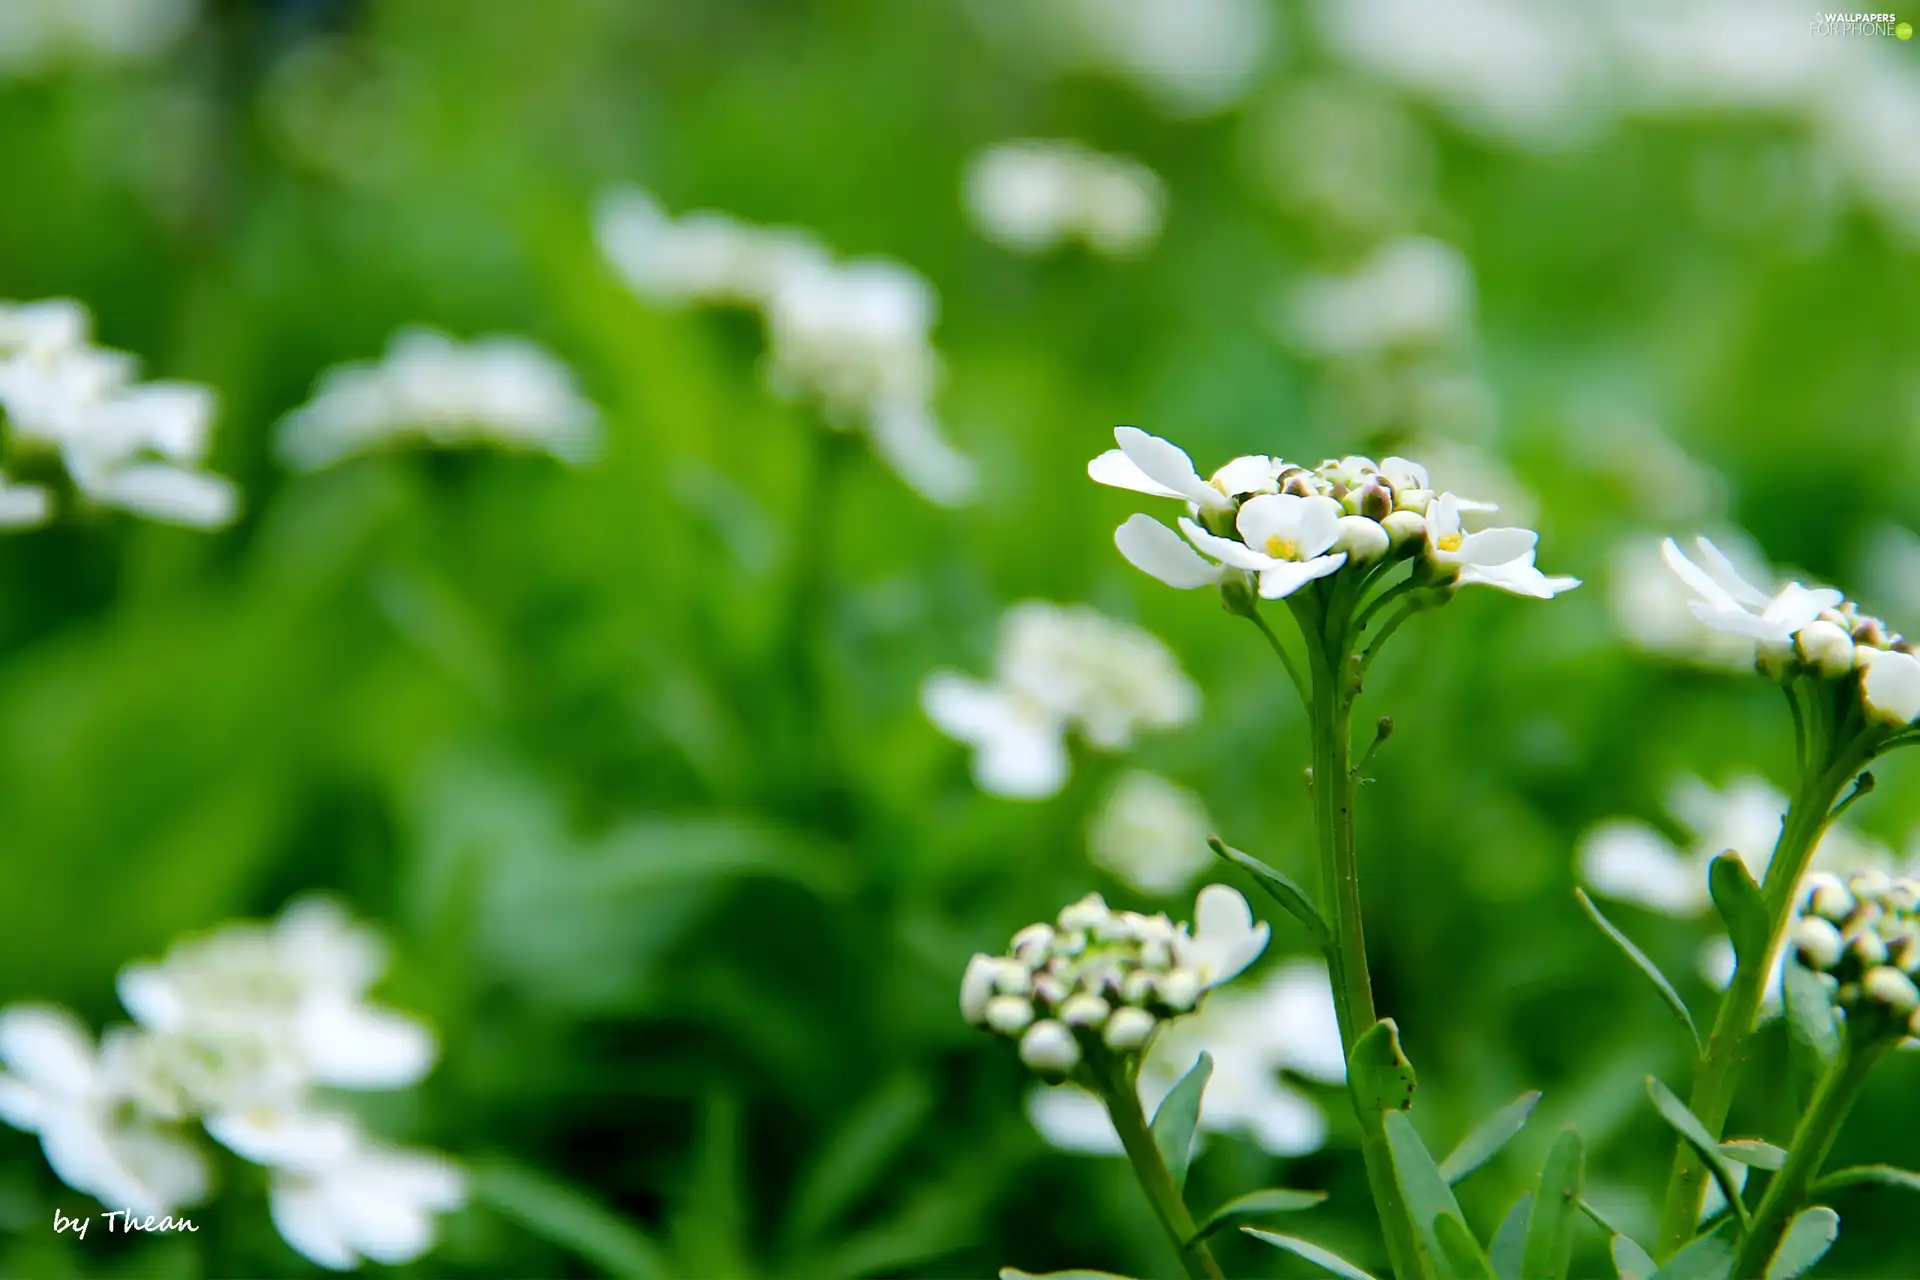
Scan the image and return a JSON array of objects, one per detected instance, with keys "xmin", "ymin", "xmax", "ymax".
[{"xmin": 1, "ymin": 0, "xmax": 1918, "ymax": 1275}]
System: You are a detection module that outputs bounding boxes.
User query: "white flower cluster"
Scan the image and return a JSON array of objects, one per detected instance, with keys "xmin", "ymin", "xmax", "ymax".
[
  {"xmin": 1792, "ymin": 870, "xmax": 1920, "ymax": 1038},
  {"xmin": 595, "ymin": 187, "xmax": 976, "ymax": 505},
  {"xmin": 274, "ymin": 328, "xmax": 602, "ymax": 472},
  {"xmin": 1087, "ymin": 770, "xmax": 1213, "ymax": 895},
  {"xmin": 0, "ymin": 899, "xmax": 463, "ymax": 1271},
  {"xmin": 1278, "ymin": 237, "xmax": 1475, "ymax": 359},
  {"xmin": 0, "ymin": 0, "xmax": 197, "ymax": 77},
  {"xmin": 964, "ymin": 141, "xmax": 1165, "ymax": 258},
  {"xmin": 1664, "ymin": 537, "xmax": 1920, "ymax": 725},
  {"xmin": 922, "ymin": 601, "xmax": 1199, "ymax": 800},
  {"xmin": 1092, "ymin": 427, "xmax": 1578, "ymax": 601},
  {"xmin": 962, "ymin": 886, "xmax": 1270, "ymax": 1080},
  {"xmin": 0, "ymin": 298, "xmax": 238, "ymax": 530}
]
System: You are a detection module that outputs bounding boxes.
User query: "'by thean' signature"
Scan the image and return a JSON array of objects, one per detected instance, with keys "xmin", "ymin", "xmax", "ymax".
[{"xmin": 54, "ymin": 1208, "xmax": 198, "ymax": 1240}]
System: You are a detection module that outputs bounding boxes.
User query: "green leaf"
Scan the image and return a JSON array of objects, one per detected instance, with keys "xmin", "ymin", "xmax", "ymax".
[
  {"xmin": 1490, "ymin": 1195, "xmax": 1531, "ymax": 1280},
  {"xmin": 1349, "ymin": 1018, "xmax": 1418, "ymax": 1112},
  {"xmin": 471, "ymin": 1157, "xmax": 674, "ymax": 1280},
  {"xmin": 999, "ymin": 1271, "xmax": 1139, "ymax": 1279},
  {"xmin": 1190, "ymin": 1188, "xmax": 1328, "ymax": 1242},
  {"xmin": 1783, "ymin": 962, "xmax": 1841, "ymax": 1065},
  {"xmin": 1649, "ymin": 1226, "xmax": 1735, "ymax": 1280},
  {"xmin": 780, "ymin": 1072, "xmax": 934, "ymax": 1248},
  {"xmin": 1209, "ymin": 837, "xmax": 1333, "ymax": 947},
  {"xmin": 1719, "ymin": 1140, "xmax": 1788, "ymax": 1173},
  {"xmin": 1151, "ymin": 1052, "xmax": 1212, "ymax": 1193},
  {"xmin": 1707, "ymin": 854, "xmax": 1768, "ymax": 967},
  {"xmin": 1579, "ymin": 1199, "xmax": 1631, "ymax": 1239},
  {"xmin": 1435, "ymin": 1213, "xmax": 1499, "ymax": 1280},
  {"xmin": 1611, "ymin": 1235, "xmax": 1657, "ymax": 1280},
  {"xmin": 1521, "ymin": 1130, "xmax": 1584, "ymax": 1280},
  {"xmin": 1576, "ymin": 890, "xmax": 1702, "ymax": 1052},
  {"xmin": 1242, "ymin": 1228, "xmax": 1382, "ymax": 1280},
  {"xmin": 1385, "ymin": 1109, "xmax": 1472, "ymax": 1270},
  {"xmin": 1441, "ymin": 1091, "xmax": 1543, "ymax": 1185},
  {"xmin": 1812, "ymin": 1164, "xmax": 1920, "ymax": 1195},
  {"xmin": 1645, "ymin": 1077, "xmax": 1749, "ymax": 1231},
  {"xmin": 1763, "ymin": 1206, "xmax": 1840, "ymax": 1280}
]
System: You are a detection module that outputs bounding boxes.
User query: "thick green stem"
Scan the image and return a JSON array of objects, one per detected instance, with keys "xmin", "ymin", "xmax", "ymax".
[
  {"xmin": 1729, "ymin": 1034, "xmax": 1884, "ymax": 1278},
  {"xmin": 1096, "ymin": 1061, "xmax": 1225, "ymax": 1280}
]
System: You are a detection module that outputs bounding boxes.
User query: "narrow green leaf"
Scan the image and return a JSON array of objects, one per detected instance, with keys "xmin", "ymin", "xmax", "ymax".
[
  {"xmin": 781, "ymin": 1072, "xmax": 934, "ymax": 1247},
  {"xmin": 1520, "ymin": 1131, "xmax": 1584, "ymax": 1280},
  {"xmin": 1648, "ymin": 1225, "xmax": 1735, "ymax": 1280},
  {"xmin": 1579, "ymin": 1199, "xmax": 1631, "ymax": 1239},
  {"xmin": 1812, "ymin": 1164, "xmax": 1920, "ymax": 1195},
  {"xmin": 1783, "ymin": 962, "xmax": 1841, "ymax": 1065},
  {"xmin": 1763, "ymin": 1206, "xmax": 1839, "ymax": 1280},
  {"xmin": 1441, "ymin": 1091, "xmax": 1543, "ymax": 1185},
  {"xmin": 1435, "ymin": 1213, "xmax": 1499, "ymax": 1280},
  {"xmin": 1719, "ymin": 1140, "xmax": 1788, "ymax": 1173},
  {"xmin": 1349, "ymin": 1018, "xmax": 1417, "ymax": 1112},
  {"xmin": 1577, "ymin": 890, "xmax": 1701, "ymax": 1052},
  {"xmin": 1645, "ymin": 1077, "xmax": 1750, "ymax": 1231},
  {"xmin": 1707, "ymin": 854, "xmax": 1768, "ymax": 967},
  {"xmin": 1611, "ymin": 1235, "xmax": 1657, "ymax": 1280},
  {"xmin": 1242, "ymin": 1228, "xmax": 1382, "ymax": 1280},
  {"xmin": 1190, "ymin": 1187, "xmax": 1328, "ymax": 1242},
  {"xmin": 471, "ymin": 1157, "xmax": 674, "ymax": 1280},
  {"xmin": 1490, "ymin": 1195, "xmax": 1531, "ymax": 1280},
  {"xmin": 1151, "ymin": 1052, "xmax": 1211, "ymax": 1193},
  {"xmin": 1385, "ymin": 1109, "xmax": 1472, "ymax": 1269},
  {"xmin": 1209, "ymin": 837, "xmax": 1333, "ymax": 947},
  {"xmin": 999, "ymin": 1270, "xmax": 1139, "ymax": 1279}
]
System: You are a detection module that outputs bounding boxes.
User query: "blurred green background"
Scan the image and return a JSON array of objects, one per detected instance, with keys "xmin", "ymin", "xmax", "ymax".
[{"xmin": 1, "ymin": 0, "xmax": 1918, "ymax": 1275}]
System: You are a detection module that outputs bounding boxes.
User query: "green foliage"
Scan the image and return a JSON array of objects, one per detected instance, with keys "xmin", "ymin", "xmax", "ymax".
[
  {"xmin": 469, "ymin": 1158, "xmax": 673, "ymax": 1280},
  {"xmin": 1189, "ymin": 1188, "xmax": 1328, "ymax": 1242},
  {"xmin": 1577, "ymin": 891, "xmax": 1702, "ymax": 1053},
  {"xmin": 1489, "ymin": 1195, "xmax": 1531, "ymax": 1280},
  {"xmin": 1440, "ymin": 1092, "xmax": 1542, "ymax": 1186},
  {"xmin": 1242, "ymin": 1229, "xmax": 1381, "ymax": 1280},
  {"xmin": 1520, "ymin": 1131, "xmax": 1584, "ymax": 1280},
  {"xmin": 1706, "ymin": 855, "xmax": 1767, "ymax": 970},
  {"xmin": 1150, "ymin": 1052, "xmax": 1212, "ymax": 1195},
  {"xmin": 1208, "ymin": 836, "xmax": 1332, "ymax": 949},
  {"xmin": 1350, "ymin": 1018, "xmax": 1418, "ymax": 1113},
  {"xmin": 1610, "ymin": 1235, "xmax": 1657, "ymax": 1280},
  {"xmin": 1384, "ymin": 1110, "xmax": 1473, "ymax": 1275},
  {"xmin": 1434, "ymin": 1213, "xmax": 1499, "ymax": 1280},
  {"xmin": 1762, "ymin": 1207, "xmax": 1840, "ymax": 1280},
  {"xmin": 1648, "ymin": 1226, "xmax": 1735, "ymax": 1280},
  {"xmin": 1645, "ymin": 1079, "xmax": 1751, "ymax": 1233}
]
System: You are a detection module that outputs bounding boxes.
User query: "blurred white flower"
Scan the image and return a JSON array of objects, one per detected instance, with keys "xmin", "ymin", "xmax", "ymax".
[
  {"xmin": 1610, "ymin": 533, "xmax": 1767, "ymax": 670},
  {"xmin": 1026, "ymin": 958, "xmax": 1344, "ymax": 1157},
  {"xmin": 0, "ymin": 297, "xmax": 238, "ymax": 529},
  {"xmin": 923, "ymin": 602, "xmax": 1198, "ymax": 799},
  {"xmin": 274, "ymin": 329, "xmax": 602, "ymax": 471},
  {"xmin": 1242, "ymin": 82, "xmax": 1435, "ymax": 237},
  {"xmin": 1035, "ymin": 0, "xmax": 1274, "ymax": 117},
  {"xmin": 1661, "ymin": 537, "xmax": 1842, "ymax": 646},
  {"xmin": 1279, "ymin": 238, "xmax": 1475, "ymax": 358},
  {"xmin": 1087, "ymin": 771, "xmax": 1213, "ymax": 894},
  {"xmin": 964, "ymin": 141, "xmax": 1165, "ymax": 257},
  {"xmin": 0, "ymin": 0, "xmax": 197, "ymax": 76},
  {"xmin": 1858, "ymin": 524, "xmax": 1920, "ymax": 631},
  {"xmin": 1814, "ymin": 49, "xmax": 1920, "ymax": 240},
  {"xmin": 595, "ymin": 188, "xmax": 826, "ymax": 309},
  {"xmin": 267, "ymin": 1134, "xmax": 467, "ymax": 1272},
  {"xmin": 1176, "ymin": 884, "xmax": 1271, "ymax": 988}
]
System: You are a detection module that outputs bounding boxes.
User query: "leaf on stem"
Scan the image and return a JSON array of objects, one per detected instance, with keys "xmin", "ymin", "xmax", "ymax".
[
  {"xmin": 1435, "ymin": 1213, "xmax": 1500, "ymax": 1279},
  {"xmin": 1521, "ymin": 1130, "xmax": 1584, "ymax": 1280},
  {"xmin": 1242, "ymin": 1228, "xmax": 1381, "ymax": 1280},
  {"xmin": 1150, "ymin": 1052, "xmax": 1211, "ymax": 1193},
  {"xmin": 1189, "ymin": 1188, "xmax": 1327, "ymax": 1242},
  {"xmin": 1812, "ymin": 1164, "xmax": 1920, "ymax": 1195},
  {"xmin": 1645, "ymin": 1078, "xmax": 1751, "ymax": 1233},
  {"xmin": 1578, "ymin": 1199, "xmax": 1631, "ymax": 1239},
  {"xmin": 1707, "ymin": 854, "xmax": 1768, "ymax": 969},
  {"xmin": 1783, "ymin": 962, "xmax": 1841, "ymax": 1065},
  {"xmin": 1208, "ymin": 838, "xmax": 1333, "ymax": 948},
  {"xmin": 1349, "ymin": 1018, "xmax": 1417, "ymax": 1112},
  {"xmin": 1490, "ymin": 1195, "xmax": 1531, "ymax": 1280},
  {"xmin": 1647, "ymin": 1225, "xmax": 1734, "ymax": 1280},
  {"xmin": 1719, "ymin": 1140, "xmax": 1788, "ymax": 1173},
  {"xmin": 1440, "ymin": 1091, "xmax": 1543, "ymax": 1185},
  {"xmin": 1384, "ymin": 1109, "xmax": 1473, "ymax": 1271},
  {"xmin": 1576, "ymin": 890, "xmax": 1702, "ymax": 1052},
  {"xmin": 1762, "ymin": 1206, "xmax": 1840, "ymax": 1280},
  {"xmin": 1611, "ymin": 1235, "xmax": 1657, "ymax": 1280}
]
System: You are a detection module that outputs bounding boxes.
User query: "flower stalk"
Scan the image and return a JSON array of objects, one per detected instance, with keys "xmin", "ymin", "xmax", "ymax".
[{"xmin": 1093, "ymin": 1058, "xmax": 1226, "ymax": 1280}]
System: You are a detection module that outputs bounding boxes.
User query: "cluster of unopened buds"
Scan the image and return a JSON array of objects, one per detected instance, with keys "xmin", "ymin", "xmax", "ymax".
[
  {"xmin": 962, "ymin": 886, "xmax": 1268, "ymax": 1081},
  {"xmin": 1091, "ymin": 427, "xmax": 1576, "ymax": 601},
  {"xmin": 1792, "ymin": 869, "xmax": 1920, "ymax": 1038}
]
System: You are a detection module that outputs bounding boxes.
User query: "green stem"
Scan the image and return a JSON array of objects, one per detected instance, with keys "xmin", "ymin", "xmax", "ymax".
[
  {"xmin": 1096, "ymin": 1060, "xmax": 1224, "ymax": 1280},
  {"xmin": 1728, "ymin": 1034, "xmax": 1885, "ymax": 1278},
  {"xmin": 1651, "ymin": 735, "xmax": 1876, "ymax": 1254},
  {"xmin": 1249, "ymin": 609, "xmax": 1309, "ymax": 705}
]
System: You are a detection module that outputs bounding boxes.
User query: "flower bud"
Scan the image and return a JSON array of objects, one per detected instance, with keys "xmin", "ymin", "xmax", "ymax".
[
  {"xmin": 1855, "ymin": 617, "xmax": 1892, "ymax": 649},
  {"xmin": 1757, "ymin": 639, "xmax": 1795, "ymax": 680},
  {"xmin": 1058, "ymin": 894, "xmax": 1111, "ymax": 933},
  {"xmin": 1343, "ymin": 481, "xmax": 1394, "ymax": 521},
  {"xmin": 961, "ymin": 955, "xmax": 997, "ymax": 1025},
  {"xmin": 1032, "ymin": 973, "xmax": 1070, "ymax": 1006},
  {"xmin": 1792, "ymin": 916, "xmax": 1845, "ymax": 971},
  {"xmin": 1120, "ymin": 971, "xmax": 1158, "ymax": 1005},
  {"xmin": 1395, "ymin": 486, "xmax": 1433, "ymax": 514},
  {"xmin": 1863, "ymin": 966, "xmax": 1920, "ymax": 1014},
  {"xmin": 990, "ymin": 958, "xmax": 1031, "ymax": 996},
  {"xmin": 1380, "ymin": 510, "xmax": 1426, "ymax": 552},
  {"xmin": 1796, "ymin": 621, "xmax": 1855, "ymax": 678},
  {"xmin": 1157, "ymin": 969, "xmax": 1200, "ymax": 1012},
  {"xmin": 1280, "ymin": 470, "xmax": 1318, "ymax": 498},
  {"xmin": 1852, "ymin": 869, "xmax": 1896, "ymax": 900},
  {"xmin": 1103, "ymin": 1006, "xmax": 1157, "ymax": 1052},
  {"xmin": 1850, "ymin": 930, "xmax": 1889, "ymax": 968},
  {"xmin": 1139, "ymin": 938, "xmax": 1172, "ymax": 970},
  {"xmin": 1061, "ymin": 993, "xmax": 1111, "ymax": 1028},
  {"xmin": 985, "ymin": 995, "xmax": 1035, "ymax": 1035},
  {"xmin": 1010, "ymin": 923, "xmax": 1055, "ymax": 965},
  {"xmin": 1333, "ymin": 515, "xmax": 1391, "ymax": 565},
  {"xmin": 1804, "ymin": 873, "xmax": 1854, "ymax": 922},
  {"xmin": 1053, "ymin": 930, "xmax": 1088, "ymax": 958},
  {"xmin": 1019, "ymin": 1020, "xmax": 1082, "ymax": 1077}
]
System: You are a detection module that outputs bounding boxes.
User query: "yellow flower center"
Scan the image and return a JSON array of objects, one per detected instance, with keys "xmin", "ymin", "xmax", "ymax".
[
  {"xmin": 1437, "ymin": 532, "xmax": 1463, "ymax": 553},
  {"xmin": 1264, "ymin": 534, "xmax": 1300, "ymax": 560}
]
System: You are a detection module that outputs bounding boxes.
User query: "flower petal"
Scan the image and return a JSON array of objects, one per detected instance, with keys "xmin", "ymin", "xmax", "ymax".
[
  {"xmin": 920, "ymin": 672, "xmax": 1009, "ymax": 745},
  {"xmin": 207, "ymin": 1108, "xmax": 360, "ymax": 1170},
  {"xmin": 1578, "ymin": 821, "xmax": 1704, "ymax": 915},
  {"xmin": 1292, "ymin": 496, "xmax": 1346, "ymax": 557},
  {"xmin": 1177, "ymin": 516, "xmax": 1273, "ymax": 571},
  {"xmin": 1210, "ymin": 454, "xmax": 1277, "ymax": 497},
  {"xmin": 1692, "ymin": 538, "xmax": 1772, "ymax": 609},
  {"xmin": 972, "ymin": 717, "xmax": 1070, "ymax": 800},
  {"xmin": 272, "ymin": 1176, "xmax": 362, "ymax": 1271},
  {"xmin": 1115, "ymin": 514, "xmax": 1222, "ymax": 589},
  {"xmin": 1115, "ymin": 427, "xmax": 1230, "ymax": 511},
  {"xmin": 1024, "ymin": 1085, "xmax": 1122, "ymax": 1154},
  {"xmin": 299, "ymin": 1000, "xmax": 436, "ymax": 1091},
  {"xmin": 1088, "ymin": 448, "xmax": 1186, "ymax": 500},
  {"xmin": 1256, "ymin": 554, "xmax": 1345, "ymax": 599},
  {"xmin": 0, "ymin": 1006, "xmax": 97, "ymax": 1096}
]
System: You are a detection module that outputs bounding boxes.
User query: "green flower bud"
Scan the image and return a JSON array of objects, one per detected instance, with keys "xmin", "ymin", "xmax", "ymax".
[
  {"xmin": 985, "ymin": 995, "xmax": 1035, "ymax": 1035},
  {"xmin": 1019, "ymin": 1020, "xmax": 1082, "ymax": 1077},
  {"xmin": 1060, "ymin": 993, "xmax": 1111, "ymax": 1028}
]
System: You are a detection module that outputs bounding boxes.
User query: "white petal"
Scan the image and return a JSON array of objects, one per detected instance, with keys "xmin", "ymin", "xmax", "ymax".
[
  {"xmin": 1661, "ymin": 538, "xmax": 1739, "ymax": 612},
  {"xmin": 1291, "ymin": 496, "xmax": 1346, "ymax": 557},
  {"xmin": 1256, "ymin": 554, "xmax": 1345, "ymax": 599},
  {"xmin": 1024, "ymin": 1085, "xmax": 1123, "ymax": 1154},
  {"xmin": 1864, "ymin": 650, "xmax": 1920, "ymax": 725},
  {"xmin": 1449, "ymin": 526, "xmax": 1536, "ymax": 567},
  {"xmin": 0, "ymin": 1006, "xmax": 97, "ymax": 1095},
  {"xmin": 82, "ymin": 464, "xmax": 239, "ymax": 528},
  {"xmin": 1238, "ymin": 1081, "xmax": 1329, "ymax": 1157},
  {"xmin": 1115, "ymin": 514, "xmax": 1222, "ymax": 589},
  {"xmin": 1760, "ymin": 584, "xmax": 1844, "ymax": 632},
  {"xmin": 97, "ymin": 1125, "xmax": 211, "ymax": 1216},
  {"xmin": 1210, "ymin": 454, "xmax": 1276, "ymax": 496},
  {"xmin": 272, "ymin": 1177, "xmax": 361, "ymax": 1271},
  {"xmin": 1187, "ymin": 885, "xmax": 1270, "ymax": 986},
  {"xmin": 1088, "ymin": 448, "xmax": 1186, "ymax": 500},
  {"xmin": 1692, "ymin": 538, "xmax": 1773, "ymax": 609},
  {"xmin": 0, "ymin": 1076, "xmax": 48, "ymax": 1131},
  {"xmin": 1177, "ymin": 516, "xmax": 1273, "ymax": 571},
  {"xmin": 206, "ymin": 1108, "xmax": 360, "ymax": 1169},
  {"xmin": 1115, "ymin": 427, "xmax": 1230, "ymax": 511},
  {"xmin": 0, "ymin": 480, "xmax": 52, "ymax": 529},
  {"xmin": 972, "ymin": 718, "xmax": 1071, "ymax": 800},
  {"xmin": 1265, "ymin": 960, "xmax": 1347, "ymax": 1083},
  {"xmin": 299, "ymin": 1000, "xmax": 436, "ymax": 1090},
  {"xmin": 1578, "ymin": 822, "xmax": 1704, "ymax": 915},
  {"xmin": 921, "ymin": 672, "xmax": 1009, "ymax": 745},
  {"xmin": 867, "ymin": 402, "xmax": 978, "ymax": 507},
  {"xmin": 116, "ymin": 967, "xmax": 187, "ymax": 1032}
]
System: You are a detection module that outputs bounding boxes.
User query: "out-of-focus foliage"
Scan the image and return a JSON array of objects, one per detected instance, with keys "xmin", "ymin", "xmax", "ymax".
[{"xmin": 0, "ymin": 0, "xmax": 1916, "ymax": 1275}]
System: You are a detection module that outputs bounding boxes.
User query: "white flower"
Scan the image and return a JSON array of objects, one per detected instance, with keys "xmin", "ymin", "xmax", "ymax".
[
  {"xmin": 274, "ymin": 329, "xmax": 602, "ymax": 471},
  {"xmin": 998, "ymin": 0, "xmax": 1272, "ymax": 117},
  {"xmin": 1087, "ymin": 771, "xmax": 1214, "ymax": 894},
  {"xmin": 1861, "ymin": 649, "xmax": 1920, "ymax": 725},
  {"xmin": 1660, "ymin": 537, "xmax": 1842, "ymax": 645},
  {"xmin": 921, "ymin": 672, "xmax": 1068, "ymax": 800},
  {"xmin": 0, "ymin": 1006, "xmax": 209, "ymax": 1217},
  {"xmin": 595, "ymin": 187, "xmax": 825, "ymax": 308},
  {"xmin": 1026, "ymin": 958, "xmax": 1343, "ymax": 1157},
  {"xmin": 1280, "ymin": 237, "xmax": 1475, "ymax": 358},
  {"xmin": 267, "ymin": 1135, "xmax": 466, "ymax": 1271},
  {"xmin": 1177, "ymin": 493, "xmax": 1350, "ymax": 600},
  {"xmin": 1174, "ymin": 885, "xmax": 1270, "ymax": 988},
  {"xmin": 1088, "ymin": 425, "xmax": 1247, "ymax": 513},
  {"xmin": 1611, "ymin": 534, "xmax": 1767, "ymax": 670},
  {"xmin": 1455, "ymin": 548, "xmax": 1581, "ymax": 599},
  {"xmin": 1580, "ymin": 774, "xmax": 1803, "ymax": 916},
  {"xmin": 1113, "ymin": 513, "xmax": 1229, "ymax": 590},
  {"xmin": 965, "ymin": 141, "xmax": 1165, "ymax": 257},
  {"xmin": 1424, "ymin": 493, "xmax": 1537, "ymax": 573}
]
